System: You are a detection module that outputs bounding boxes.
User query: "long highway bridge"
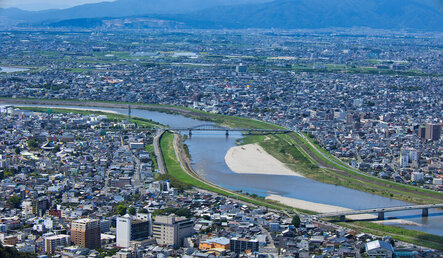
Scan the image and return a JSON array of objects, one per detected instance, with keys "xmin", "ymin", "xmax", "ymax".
[
  {"xmin": 169, "ymin": 124, "xmax": 292, "ymax": 135},
  {"xmin": 314, "ymin": 203, "xmax": 443, "ymax": 221}
]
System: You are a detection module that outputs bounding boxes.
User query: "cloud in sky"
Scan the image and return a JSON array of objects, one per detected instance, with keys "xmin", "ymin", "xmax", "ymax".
[{"xmin": 0, "ymin": 0, "xmax": 115, "ymax": 11}]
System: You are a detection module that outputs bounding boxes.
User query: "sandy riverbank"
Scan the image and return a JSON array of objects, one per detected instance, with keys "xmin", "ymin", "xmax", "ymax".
[
  {"xmin": 374, "ymin": 219, "xmax": 422, "ymax": 226},
  {"xmin": 225, "ymin": 143, "xmax": 305, "ymax": 177},
  {"xmin": 266, "ymin": 194, "xmax": 377, "ymax": 220}
]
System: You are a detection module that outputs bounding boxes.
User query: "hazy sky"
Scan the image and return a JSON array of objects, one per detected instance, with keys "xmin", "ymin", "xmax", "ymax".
[{"xmin": 0, "ymin": 0, "xmax": 116, "ymax": 10}]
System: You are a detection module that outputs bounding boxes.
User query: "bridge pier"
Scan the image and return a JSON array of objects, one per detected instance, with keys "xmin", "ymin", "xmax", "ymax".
[
  {"xmin": 422, "ymin": 208, "xmax": 428, "ymax": 217},
  {"xmin": 339, "ymin": 215, "xmax": 346, "ymax": 222},
  {"xmin": 378, "ymin": 212, "xmax": 384, "ymax": 220}
]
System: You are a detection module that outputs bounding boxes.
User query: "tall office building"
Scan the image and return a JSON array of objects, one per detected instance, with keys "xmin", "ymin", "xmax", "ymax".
[
  {"xmin": 116, "ymin": 215, "xmax": 150, "ymax": 248},
  {"xmin": 425, "ymin": 123, "xmax": 441, "ymax": 141},
  {"xmin": 71, "ymin": 218, "xmax": 101, "ymax": 249},
  {"xmin": 152, "ymin": 215, "xmax": 193, "ymax": 247}
]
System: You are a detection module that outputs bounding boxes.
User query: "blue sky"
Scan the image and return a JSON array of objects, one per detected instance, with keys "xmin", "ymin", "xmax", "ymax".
[{"xmin": 0, "ymin": 0, "xmax": 115, "ymax": 10}]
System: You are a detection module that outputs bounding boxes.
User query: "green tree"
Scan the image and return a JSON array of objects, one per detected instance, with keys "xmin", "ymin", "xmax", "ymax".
[
  {"xmin": 175, "ymin": 208, "xmax": 192, "ymax": 218},
  {"xmin": 291, "ymin": 214, "xmax": 301, "ymax": 227},
  {"xmin": 7, "ymin": 196, "xmax": 22, "ymax": 209},
  {"xmin": 96, "ymin": 247, "xmax": 119, "ymax": 258},
  {"xmin": 0, "ymin": 244, "xmax": 35, "ymax": 258},
  {"xmin": 138, "ymin": 208, "xmax": 148, "ymax": 214},
  {"xmin": 14, "ymin": 147, "xmax": 21, "ymax": 154},
  {"xmin": 153, "ymin": 207, "xmax": 176, "ymax": 216},
  {"xmin": 128, "ymin": 206, "xmax": 136, "ymax": 215},
  {"xmin": 116, "ymin": 204, "xmax": 127, "ymax": 216},
  {"xmin": 27, "ymin": 139, "xmax": 39, "ymax": 149},
  {"xmin": 52, "ymin": 145, "xmax": 61, "ymax": 153}
]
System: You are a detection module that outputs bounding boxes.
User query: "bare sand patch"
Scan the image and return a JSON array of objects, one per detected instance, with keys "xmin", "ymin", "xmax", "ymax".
[
  {"xmin": 225, "ymin": 143, "xmax": 304, "ymax": 177},
  {"xmin": 374, "ymin": 219, "xmax": 422, "ymax": 226},
  {"xmin": 266, "ymin": 194, "xmax": 377, "ymax": 220}
]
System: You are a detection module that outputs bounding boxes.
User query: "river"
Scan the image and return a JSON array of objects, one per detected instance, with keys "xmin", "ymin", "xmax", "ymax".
[
  {"xmin": 9, "ymin": 104, "xmax": 443, "ymax": 236},
  {"xmin": 0, "ymin": 67, "xmax": 29, "ymax": 73}
]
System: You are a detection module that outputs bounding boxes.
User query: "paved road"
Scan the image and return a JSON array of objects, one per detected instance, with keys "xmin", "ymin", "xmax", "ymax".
[
  {"xmin": 258, "ymin": 223, "xmax": 276, "ymax": 249},
  {"xmin": 153, "ymin": 129, "xmax": 167, "ymax": 174},
  {"xmin": 316, "ymin": 203, "xmax": 443, "ymax": 218},
  {"xmin": 132, "ymin": 152, "xmax": 142, "ymax": 187}
]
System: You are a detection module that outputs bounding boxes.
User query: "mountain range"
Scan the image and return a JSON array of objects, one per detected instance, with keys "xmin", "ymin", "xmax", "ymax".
[{"xmin": 0, "ymin": 0, "xmax": 442, "ymax": 31}]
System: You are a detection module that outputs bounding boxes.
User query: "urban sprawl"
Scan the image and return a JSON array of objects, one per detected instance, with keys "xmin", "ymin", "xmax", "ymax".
[{"xmin": 0, "ymin": 29, "xmax": 442, "ymax": 257}]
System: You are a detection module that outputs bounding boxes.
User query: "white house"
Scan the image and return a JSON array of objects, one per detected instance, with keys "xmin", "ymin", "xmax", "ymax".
[{"xmin": 365, "ymin": 240, "xmax": 394, "ymax": 258}]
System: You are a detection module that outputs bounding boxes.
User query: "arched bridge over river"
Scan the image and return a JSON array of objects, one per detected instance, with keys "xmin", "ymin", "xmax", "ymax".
[{"xmin": 169, "ymin": 124, "xmax": 292, "ymax": 136}]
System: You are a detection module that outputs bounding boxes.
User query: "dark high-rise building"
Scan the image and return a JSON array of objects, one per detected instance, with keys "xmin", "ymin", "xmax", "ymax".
[
  {"xmin": 32, "ymin": 197, "xmax": 50, "ymax": 216},
  {"xmin": 71, "ymin": 219, "xmax": 101, "ymax": 249},
  {"xmin": 230, "ymin": 238, "xmax": 259, "ymax": 254},
  {"xmin": 117, "ymin": 216, "xmax": 150, "ymax": 248},
  {"xmin": 417, "ymin": 126, "xmax": 426, "ymax": 140},
  {"xmin": 425, "ymin": 123, "xmax": 441, "ymax": 141},
  {"xmin": 346, "ymin": 114, "xmax": 354, "ymax": 125}
]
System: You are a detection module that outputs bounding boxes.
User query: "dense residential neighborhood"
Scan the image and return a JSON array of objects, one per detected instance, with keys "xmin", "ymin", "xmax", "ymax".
[
  {"xmin": 0, "ymin": 30, "xmax": 441, "ymax": 191},
  {"xmin": 0, "ymin": 106, "xmax": 441, "ymax": 257},
  {"xmin": 0, "ymin": 27, "xmax": 442, "ymax": 257}
]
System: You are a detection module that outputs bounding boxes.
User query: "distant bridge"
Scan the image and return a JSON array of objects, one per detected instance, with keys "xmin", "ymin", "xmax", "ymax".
[
  {"xmin": 169, "ymin": 124, "xmax": 291, "ymax": 135},
  {"xmin": 314, "ymin": 203, "xmax": 443, "ymax": 222}
]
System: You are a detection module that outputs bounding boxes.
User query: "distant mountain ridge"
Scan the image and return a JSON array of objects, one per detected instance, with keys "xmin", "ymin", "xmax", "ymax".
[
  {"xmin": 1, "ymin": 0, "xmax": 442, "ymax": 31},
  {"xmin": 0, "ymin": 0, "xmax": 271, "ymax": 23},
  {"xmin": 188, "ymin": 0, "xmax": 443, "ymax": 31}
]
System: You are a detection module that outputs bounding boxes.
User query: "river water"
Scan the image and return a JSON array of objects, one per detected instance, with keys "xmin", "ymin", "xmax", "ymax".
[
  {"xmin": 0, "ymin": 67, "xmax": 29, "ymax": 73},
  {"xmin": 10, "ymin": 104, "xmax": 443, "ymax": 236}
]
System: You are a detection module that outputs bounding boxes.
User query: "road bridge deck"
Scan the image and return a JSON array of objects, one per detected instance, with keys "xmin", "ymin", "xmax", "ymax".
[{"xmin": 315, "ymin": 203, "xmax": 443, "ymax": 221}]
